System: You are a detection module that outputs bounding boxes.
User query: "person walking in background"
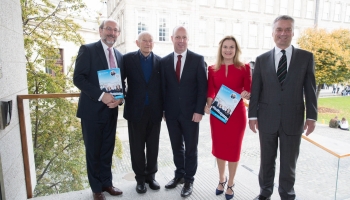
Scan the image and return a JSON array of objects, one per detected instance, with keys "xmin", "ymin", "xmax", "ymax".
[
  {"xmin": 121, "ymin": 31, "xmax": 162, "ymax": 194},
  {"xmin": 73, "ymin": 19, "xmax": 124, "ymax": 200},
  {"xmin": 248, "ymin": 15, "xmax": 317, "ymax": 200},
  {"xmin": 161, "ymin": 26, "xmax": 207, "ymax": 197},
  {"xmin": 204, "ymin": 36, "xmax": 251, "ymax": 200}
]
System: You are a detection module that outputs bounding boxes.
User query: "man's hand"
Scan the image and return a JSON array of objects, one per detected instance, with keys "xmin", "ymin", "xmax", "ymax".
[
  {"xmin": 107, "ymin": 99, "xmax": 122, "ymax": 108},
  {"xmin": 192, "ymin": 113, "xmax": 203, "ymax": 123},
  {"xmin": 204, "ymin": 105, "xmax": 210, "ymax": 114},
  {"xmin": 304, "ymin": 119, "xmax": 316, "ymax": 136},
  {"xmin": 101, "ymin": 93, "xmax": 116, "ymax": 104},
  {"xmin": 249, "ymin": 120, "xmax": 258, "ymax": 133}
]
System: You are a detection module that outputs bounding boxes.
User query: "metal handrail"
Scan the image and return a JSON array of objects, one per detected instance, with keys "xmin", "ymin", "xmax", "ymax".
[{"xmin": 17, "ymin": 93, "xmax": 80, "ymax": 199}]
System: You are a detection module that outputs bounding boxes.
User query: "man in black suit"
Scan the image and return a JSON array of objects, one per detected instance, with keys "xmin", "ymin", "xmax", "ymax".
[
  {"xmin": 73, "ymin": 19, "xmax": 123, "ymax": 200},
  {"xmin": 248, "ymin": 15, "xmax": 317, "ymax": 200},
  {"xmin": 121, "ymin": 31, "xmax": 162, "ymax": 194},
  {"xmin": 161, "ymin": 26, "xmax": 207, "ymax": 197}
]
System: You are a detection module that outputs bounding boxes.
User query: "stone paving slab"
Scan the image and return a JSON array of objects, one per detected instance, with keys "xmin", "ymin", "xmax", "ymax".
[{"xmin": 31, "ymin": 109, "xmax": 350, "ymax": 200}]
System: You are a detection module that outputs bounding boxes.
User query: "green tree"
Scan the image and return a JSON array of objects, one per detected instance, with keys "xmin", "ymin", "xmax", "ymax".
[
  {"xmin": 298, "ymin": 28, "xmax": 350, "ymax": 98},
  {"xmin": 21, "ymin": 0, "xmax": 88, "ymax": 196}
]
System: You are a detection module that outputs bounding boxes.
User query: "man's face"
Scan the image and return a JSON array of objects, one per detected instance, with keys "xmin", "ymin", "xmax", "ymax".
[
  {"xmin": 171, "ymin": 27, "xmax": 188, "ymax": 54},
  {"xmin": 136, "ymin": 34, "xmax": 154, "ymax": 56},
  {"xmin": 272, "ymin": 19, "xmax": 294, "ymax": 49},
  {"xmin": 99, "ymin": 21, "xmax": 120, "ymax": 47}
]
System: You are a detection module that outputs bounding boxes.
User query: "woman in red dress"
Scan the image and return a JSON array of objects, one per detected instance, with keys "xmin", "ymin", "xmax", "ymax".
[{"xmin": 205, "ymin": 36, "xmax": 251, "ymax": 200}]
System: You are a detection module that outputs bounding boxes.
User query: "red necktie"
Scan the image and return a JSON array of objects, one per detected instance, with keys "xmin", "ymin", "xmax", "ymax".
[
  {"xmin": 108, "ymin": 48, "xmax": 117, "ymax": 68},
  {"xmin": 176, "ymin": 55, "xmax": 182, "ymax": 82}
]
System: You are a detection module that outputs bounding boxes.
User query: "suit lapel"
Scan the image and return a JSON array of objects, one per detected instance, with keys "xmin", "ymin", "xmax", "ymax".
[
  {"xmin": 131, "ymin": 51, "xmax": 147, "ymax": 83},
  {"xmin": 180, "ymin": 50, "xmax": 192, "ymax": 84},
  {"xmin": 267, "ymin": 49, "xmax": 280, "ymax": 85},
  {"xmin": 148, "ymin": 54, "xmax": 159, "ymax": 83},
  {"xmin": 168, "ymin": 53, "xmax": 177, "ymax": 83},
  {"xmin": 95, "ymin": 41, "xmax": 108, "ymax": 70}
]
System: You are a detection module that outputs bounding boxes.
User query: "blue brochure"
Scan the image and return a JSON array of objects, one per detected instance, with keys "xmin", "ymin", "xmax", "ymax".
[
  {"xmin": 210, "ymin": 85, "xmax": 241, "ymax": 123},
  {"xmin": 97, "ymin": 68, "xmax": 124, "ymax": 99}
]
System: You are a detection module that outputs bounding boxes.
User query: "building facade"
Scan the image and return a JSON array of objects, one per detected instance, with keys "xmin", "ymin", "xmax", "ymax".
[{"xmin": 107, "ymin": 0, "xmax": 350, "ymax": 65}]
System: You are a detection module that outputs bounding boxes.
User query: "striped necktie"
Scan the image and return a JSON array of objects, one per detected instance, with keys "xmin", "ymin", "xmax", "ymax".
[
  {"xmin": 107, "ymin": 47, "xmax": 117, "ymax": 68},
  {"xmin": 277, "ymin": 50, "xmax": 287, "ymax": 85}
]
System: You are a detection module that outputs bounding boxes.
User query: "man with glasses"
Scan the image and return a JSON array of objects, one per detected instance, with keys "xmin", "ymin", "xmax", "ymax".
[
  {"xmin": 121, "ymin": 31, "xmax": 162, "ymax": 194},
  {"xmin": 74, "ymin": 19, "xmax": 124, "ymax": 200}
]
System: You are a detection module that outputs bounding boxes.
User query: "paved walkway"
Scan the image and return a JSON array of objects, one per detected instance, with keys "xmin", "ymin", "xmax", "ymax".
[{"xmin": 32, "ymin": 89, "xmax": 350, "ymax": 200}]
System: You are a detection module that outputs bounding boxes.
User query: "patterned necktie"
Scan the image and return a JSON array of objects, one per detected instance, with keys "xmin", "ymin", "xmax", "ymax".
[
  {"xmin": 107, "ymin": 47, "xmax": 116, "ymax": 68},
  {"xmin": 176, "ymin": 55, "xmax": 182, "ymax": 82},
  {"xmin": 277, "ymin": 49, "xmax": 287, "ymax": 85}
]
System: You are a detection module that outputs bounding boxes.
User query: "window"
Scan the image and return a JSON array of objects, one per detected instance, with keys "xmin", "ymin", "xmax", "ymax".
[
  {"xmin": 280, "ymin": 0, "xmax": 288, "ymax": 15},
  {"xmin": 306, "ymin": 0, "xmax": 314, "ymax": 18},
  {"xmin": 263, "ymin": 25, "xmax": 272, "ymax": 49},
  {"xmin": 265, "ymin": 0, "xmax": 274, "ymax": 14},
  {"xmin": 159, "ymin": 17, "xmax": 170, "ymax": 41},
  {"xmin": 345, "ymin": 5, "xmax": 350, "ymax": 22},
  {"xmin": 137, "ymin": 12, "xmax": 148, "ymax": 34},
  {"xmin": 215, "ymin": 0, "xmax": 226, "ymax": 7},
  {"xmin": 334, "ymin": 3, "xmax": 342, "ymax": 21},
  {"xmin": 248, "ymin": 24, "xmax": 258, "ymax": 48},
  {"xmin": 233, "ymin": 0, "xmax": 243, "ymax": 10},
  {"xmin": 250, "ymin": 0, "xmax": 259, "ymax": 12},
  {"xmin": 232, "ymin": 22, "xmax": 242, "ymax": 46},
  {"xmin": 215, "ymin": 21, "xmax": 225, "ymax": 45},
  {"xmin": 293, "ymin": 0, "xmax": 301, "ymax": 17},
  {"xmin": 323, "ymin": 1, "xmax": 330, "ymax": 20},
  {"xmin": 199, "ymin": 20, "xmax": 207, "ymax": 45},
  {"xmin": 45, "ymin": 48, "xmax": 64, "ymax": 75}
]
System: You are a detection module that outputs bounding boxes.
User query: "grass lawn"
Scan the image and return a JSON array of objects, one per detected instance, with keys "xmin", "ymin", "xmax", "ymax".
[{"xmin": 317, "ymin": 96, "xmax": 350, "ymax": 124}]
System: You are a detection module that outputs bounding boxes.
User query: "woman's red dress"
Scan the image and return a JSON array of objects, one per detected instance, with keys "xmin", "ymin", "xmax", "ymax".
[{"xmin": 207, "ymin": 64, "xmax": 252, "ymax": 162}]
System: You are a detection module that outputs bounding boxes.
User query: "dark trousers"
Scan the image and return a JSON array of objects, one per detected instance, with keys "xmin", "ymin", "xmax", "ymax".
[
  {"xmin": 166, "ymin": 115, "xmax": 199, "ymax": 183},
  {"xmin": 81, "ymin": 117, "xmax": 117, "ymax": 193},
  {"xmin": 128, "ymin": 106, "xmax": 161, "ymax": 183},
  {"xmin": 258, "ymin": 125, "xmax": 301, "ymax": 200}
]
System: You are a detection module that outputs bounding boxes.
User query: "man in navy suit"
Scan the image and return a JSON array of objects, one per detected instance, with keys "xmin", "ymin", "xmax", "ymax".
[
  {"xmin": 121, "ymin": 32, "xmax": 162, "ymax": 194},
  {"xmin": 161, "ymin": 26, "xmax": 207, "ymax": 197},
  {"xmin": 248, "ymin": 15, "xmax": 317, "ymax": 200},
  {"xmin": 73, "ymin": 19, "xmax": 123, "ymax": 200}
]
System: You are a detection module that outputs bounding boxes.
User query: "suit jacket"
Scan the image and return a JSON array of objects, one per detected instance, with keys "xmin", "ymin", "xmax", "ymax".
[
  {"xmin": 122, "ymin": 51, "xmax": 163, "ymax": 123},
  {"xmin": 248, "ymin": 46, "xmax": 317, "ymax": 135},
  {"xmin": 161, "ymin": 50, "xmax": 207, "ymax": 120},
  {"xmin": 73, "ymin": 40, "xmax": 123, "ymax": 121}
]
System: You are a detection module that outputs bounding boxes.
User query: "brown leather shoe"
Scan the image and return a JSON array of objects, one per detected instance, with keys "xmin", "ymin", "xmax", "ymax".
[
  {"xmin": 93, "ymin": 192, "xmax": 106, "ymax": 200},
  {"xmin": 102, "ymin": 186, "xmax": 123, "ymax": 196}
]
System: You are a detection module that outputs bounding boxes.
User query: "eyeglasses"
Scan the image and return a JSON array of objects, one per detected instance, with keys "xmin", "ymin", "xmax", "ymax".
[{"xmin": 102, "ymin": 27, "xmax": 120, "ymax": 33}]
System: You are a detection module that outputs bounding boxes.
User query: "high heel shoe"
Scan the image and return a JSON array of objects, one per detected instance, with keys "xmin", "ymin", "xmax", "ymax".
[
  {"xmin": 215, "ymin": 177, "xmax": 227, "ymax": 195},
  {"xmin": 225, "ymin": 184, "xmax": 235, "ymax": 200}
]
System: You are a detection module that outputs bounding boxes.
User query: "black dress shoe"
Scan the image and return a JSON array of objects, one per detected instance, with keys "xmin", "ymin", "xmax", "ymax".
[
  {"xmin": 255, "ymin": 195, "xmax": 271, "ymax": 200},
  {"xmin": 181, "ymin": 182, "xmax": 193, "ymax": 197},
  {"xmin": 136, "ymin": 183, "xmax": 147, "ymax": 193},
  {"xmin": 165, "ymin": 177, "xmax": 184, "ymax": 189},
  {"xmin": 145, "ymin": 179, "xmax": 160, "ymax": 190}
]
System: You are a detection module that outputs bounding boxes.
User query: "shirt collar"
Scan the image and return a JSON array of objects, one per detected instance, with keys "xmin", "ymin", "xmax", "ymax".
[
  {"xmin": 174, "ymin": 49, "xmax": 187, "ymax": 58},
  {"xmin": 275, "ymin": 45, "xmax": 292, "ymax": 55},
  {"xmin": 139, "ymin": 50, "xmax": 153, "ymax": 60},
  {"xmin": 100, "ymin": 40, "xmax": 111, "ymax": 51}
]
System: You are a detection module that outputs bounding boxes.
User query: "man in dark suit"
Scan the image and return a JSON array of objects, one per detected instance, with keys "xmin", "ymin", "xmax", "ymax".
[
  {"xmin": 73, "ymin": 19, "xmax": 123, "ymax": 200},
  {"xmin": 248, "ymin": 15, "xmax": 317, "ymax": 200},
  {"xmin": 121, "ymin": 31, "xmax": 162, "ymax": 194},
  {"xmin": 160, "ymin": 26, "xmax": 207, "ymax": 197}
]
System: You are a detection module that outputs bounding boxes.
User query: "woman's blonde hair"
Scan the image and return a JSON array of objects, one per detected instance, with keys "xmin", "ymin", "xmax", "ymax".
[{"xmin": 214, "ymin": 36, "xmax": 244, "ymax": 71}]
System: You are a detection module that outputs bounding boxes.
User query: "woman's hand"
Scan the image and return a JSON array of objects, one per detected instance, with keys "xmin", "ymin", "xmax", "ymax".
[{"xmin": 241, "ymin": 90, "xmax": 251, "ymax": 100}]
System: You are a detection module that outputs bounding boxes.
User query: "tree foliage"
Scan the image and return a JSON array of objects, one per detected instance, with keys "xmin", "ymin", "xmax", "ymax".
[
  {"xmin": 21, "ymin": 0, "xmax": 88, "ymax": 196},
  {"xmin": 298, "ymin": 28, "xmax": 350, "ymax": 98}
]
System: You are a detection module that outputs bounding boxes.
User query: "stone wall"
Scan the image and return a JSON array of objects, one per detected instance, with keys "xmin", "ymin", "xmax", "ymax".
[{"xmin": 0, "ymin": 0, "xmax": 35, "ymax": 199}]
